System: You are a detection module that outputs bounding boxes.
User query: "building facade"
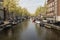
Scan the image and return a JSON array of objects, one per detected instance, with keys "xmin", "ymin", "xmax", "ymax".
[
  {"xmin": 47, "ymin": 0, "xmax": 60, "ymax": 23},
  {"xmin": 0, "ymin": 0, "xmax": 4, "ymax": 20}
]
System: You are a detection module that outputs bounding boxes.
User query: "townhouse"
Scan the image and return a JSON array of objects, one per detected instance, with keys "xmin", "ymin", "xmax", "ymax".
[{"xmin": 47, "ymin": 0, "xmax": 60, "ymax": 23}]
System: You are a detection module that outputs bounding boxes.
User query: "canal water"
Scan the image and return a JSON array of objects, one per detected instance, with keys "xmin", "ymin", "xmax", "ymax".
[{"xmin": 0, "ymin": 19, "xmax": 60, "ymax": 40}]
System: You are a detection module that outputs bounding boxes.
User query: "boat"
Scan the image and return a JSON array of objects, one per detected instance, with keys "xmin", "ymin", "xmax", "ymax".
[
  {"xmin": 35, "ymin": 20, "xmax": 40, "ymax": 24},
  {"xmin": 33, "ymin": 19, "xmax": 36, "ymax": 22}
]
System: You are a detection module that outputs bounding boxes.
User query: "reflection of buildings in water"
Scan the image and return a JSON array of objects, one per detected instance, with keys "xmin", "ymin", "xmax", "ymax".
[
  {"xmin": 7, "ymin": 29, "xmax": 13, "ymax": 37},
  {"xmin": 0, "ymin": 19, "xmax": 30, "ymax": 40},
  {"xmin": 35, "ymin": 24, "xmax": 60, "ymax": 40},
  {"xmin": 0, "ymin": 27, "xmax": 22, "ymax": 40},
  {"xmin": 35, "ymin": 23, "xmax": 40, "ymax": 28},
  {"xmin": 3, "ymin": 28, "xmax": 22, "ymax": 40},
  {"xmin": 0, "ymin": 28, "xmax": 13, "ymax": 40},
  {"xmin": 13, "ymin": 19, "xmax": 29, "ymax": 33},
  {"xmin": 35, "ymin": 24, "xmax": 47, "ymax": 40},
  {"xmin": 21, "ymin": 20, "xmax": 29, "ymax": 31},
  {"xmin": 14, "ymin": 23, "xmax": 23, "ymax": 32},
  {"xmin": 44, "ymin": 29, "xmax": 60, "ymax": 40}
]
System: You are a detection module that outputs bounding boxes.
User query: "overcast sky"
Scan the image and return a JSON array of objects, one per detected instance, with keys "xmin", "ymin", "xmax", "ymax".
[{"xmin": 18, "ymin": 0, "xmax": 45, "ymax": 14}]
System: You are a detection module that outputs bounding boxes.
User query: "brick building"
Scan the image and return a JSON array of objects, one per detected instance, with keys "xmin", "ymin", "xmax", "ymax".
[{"xmin": 47, "ymin": 0, "xmax": 60, "ymax": 23}]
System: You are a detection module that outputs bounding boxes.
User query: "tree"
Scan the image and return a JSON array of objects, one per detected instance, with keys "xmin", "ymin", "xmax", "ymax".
[
  {"xmin": 3, "ymin": 0, "xmax": 19, "ymax": 20},
  {"xmin": 3, "ymin": 0, "xmax": 30, "ymax": 20},
  {"xmin": 35, "ymin": 0, "xmax": 47, "ymax": 17}
]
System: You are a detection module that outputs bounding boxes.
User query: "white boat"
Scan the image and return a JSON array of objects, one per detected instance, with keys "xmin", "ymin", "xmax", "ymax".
[{"xmin": 35, "ymin": 20, "xmax": 40, "ymax": 24}]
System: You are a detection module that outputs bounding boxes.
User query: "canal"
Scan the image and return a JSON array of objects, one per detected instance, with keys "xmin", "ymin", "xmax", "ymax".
[{"xmin": 0, "ymin": 19, "xmax": 60, "ymax": 40}]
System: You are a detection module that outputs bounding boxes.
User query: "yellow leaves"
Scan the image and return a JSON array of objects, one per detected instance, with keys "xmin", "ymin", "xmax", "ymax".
[
  {"xmin": 3, "ymin": 0, "xmax": 30, "ymax": 16},
  {"xmin": 34, "ymin": 0, "xmax": 47, "ymax": 16},
  {"xmin": 3, "ymin": 0, "xmax": 17, "ymax": 12}
]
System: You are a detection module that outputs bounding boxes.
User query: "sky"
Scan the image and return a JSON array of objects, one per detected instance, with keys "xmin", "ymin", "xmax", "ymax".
[{"xmin": 18, "ymin": 0, "xmax": 45, "ymax": 14}]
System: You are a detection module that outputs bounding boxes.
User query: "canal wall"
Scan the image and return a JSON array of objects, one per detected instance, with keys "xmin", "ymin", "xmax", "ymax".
[{"xmin": 44, "ymin": 23, "xmax": 60, "ymax": 31}]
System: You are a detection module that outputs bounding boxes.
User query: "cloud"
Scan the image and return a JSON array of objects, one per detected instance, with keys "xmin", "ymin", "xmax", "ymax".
[{"xmin": 18, "ymin": 0, "xmax": 45, "ymax": 14}]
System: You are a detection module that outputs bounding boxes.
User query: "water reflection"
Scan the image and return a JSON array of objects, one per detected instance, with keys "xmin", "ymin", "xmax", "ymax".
[
  {"xmin": 35, "ymin": 23, "xmax": 60, "ymax": 40},
  {"xmin": 0, "ymin": 19, "xmax": 60, "ymax": 40},
  {"xmin": 0, "ymin": 19, "xmax": 29, "ymax": 40}
]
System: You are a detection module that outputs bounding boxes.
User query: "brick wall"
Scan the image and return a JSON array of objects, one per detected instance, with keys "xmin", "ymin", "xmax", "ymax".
[{"xmin": 57, "ymin": 0, "xmax": 60, "ymax": 16}]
